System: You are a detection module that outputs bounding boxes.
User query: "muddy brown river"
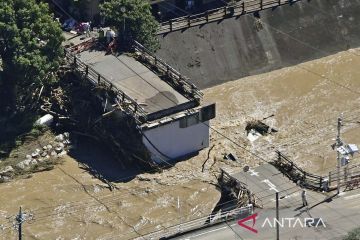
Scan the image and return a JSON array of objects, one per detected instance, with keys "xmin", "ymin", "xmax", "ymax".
[{"xmin": 1, "ymin": 48, "xmax": 360, "ymax": 239}]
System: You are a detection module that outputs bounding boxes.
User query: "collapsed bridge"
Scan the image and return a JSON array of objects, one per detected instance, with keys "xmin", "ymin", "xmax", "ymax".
[{"xmin": 63, "ymin": 34, "xmax": 215, "ymax": 167}]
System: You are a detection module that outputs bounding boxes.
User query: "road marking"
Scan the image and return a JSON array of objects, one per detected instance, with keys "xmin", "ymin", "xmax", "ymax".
[
  {"xmin": 249, "ymin": 169, "xmax": 259, "ymax": 177},
  {"xmin": 261, "ymin": 179, "xmax": 278, "ymax": 192},
  {"xmin": 344, "ymin": 193, "xmax": 360, "ymax": 200}
]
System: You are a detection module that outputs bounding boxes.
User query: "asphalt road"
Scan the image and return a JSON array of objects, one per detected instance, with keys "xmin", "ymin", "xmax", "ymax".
[{"xmin": 172, "ymin": 165, "xmax": 360, "ymax": 240}]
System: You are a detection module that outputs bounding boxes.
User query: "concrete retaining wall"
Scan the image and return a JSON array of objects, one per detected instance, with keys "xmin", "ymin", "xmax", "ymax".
[{"xmin": 157, "ymin": 0, "xmax": 360, "ymax": 89}]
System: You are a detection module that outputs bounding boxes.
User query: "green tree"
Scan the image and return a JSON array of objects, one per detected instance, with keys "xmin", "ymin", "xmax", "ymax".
[
  {"xmin": 0, "ymin": 0, "xmax": 64, "ymax": 114},
  {"xmin": 100, "ymin": 0, "xmax": 160, "ymax": 52},
  {"xmin": 344, "ymin": 228, "xmax": 360, "ymax": 240}
]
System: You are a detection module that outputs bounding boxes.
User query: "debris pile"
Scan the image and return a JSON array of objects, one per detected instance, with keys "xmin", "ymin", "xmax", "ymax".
[
  {"xmin": 0, "ymin": 133, "xmax": 71, "ymax": 182},
  {"xmin": 245, "ymin": 119, "xmax": 278, "ymax": 142},
  {"xmin": 39, "ymin": 72, "xmax": 152, "ymax": 169}
]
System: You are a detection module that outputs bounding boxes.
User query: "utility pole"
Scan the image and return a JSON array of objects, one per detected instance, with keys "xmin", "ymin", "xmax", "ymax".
[
  {"xmin": 276, "ymin": 192, "xmax": 279, "ymax": 240},
  {"xmin": 336, "ymin": 115, "xmax": 343, "ymax": 194},
  {"xmin": 16, "ymin": 207, "xmax": 23, "ymax": 240},
  {"xmin": 11, "ymin": 207, "xmax": 32, "ymax": 240},
  {"xmin": 120, "ymin": 6, "xmax": 126, "ymax": 45}
]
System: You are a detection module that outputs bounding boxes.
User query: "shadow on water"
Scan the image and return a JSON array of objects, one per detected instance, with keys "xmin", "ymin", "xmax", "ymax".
[{"xmin": 68, "ymin": 136, "xmax": 143, "ymax": 183}]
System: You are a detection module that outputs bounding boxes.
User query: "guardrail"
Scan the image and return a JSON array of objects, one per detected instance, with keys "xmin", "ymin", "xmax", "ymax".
[
  {"xmin": 273, "ymin": 151, "xmax": 326, "ymax": 191},
  {"xmin": 158, "ymin": 0, "xmax": 302, "ymax": 34},
  {"xmin": 133, "ymin": 41, "xmax": 203, "ymax": 101},
  {"xmin": 136, "ymin": 204, "xmax": 253, "ymax": 240},
  {"xmin": 328, "ymin": 164, "xmax": 360, "ymax": 190},
  {"xmin": 64, "ymin": 48, "xmax": 148, "ymax": 123}
]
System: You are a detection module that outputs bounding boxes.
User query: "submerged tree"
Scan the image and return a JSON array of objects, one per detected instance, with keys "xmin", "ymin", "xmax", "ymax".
[
  {"xmin": 100, "ymin": 0, "xmax": 160, "ymax": 52},
  {"xmin": 0, "ymin": 0, "xmax": 64, "ymax": 114}
]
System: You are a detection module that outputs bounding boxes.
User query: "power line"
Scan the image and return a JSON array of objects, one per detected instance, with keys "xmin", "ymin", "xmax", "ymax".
[{"xmin": 102, "ymin": 185, "xmax": 304, "ymax": 240}]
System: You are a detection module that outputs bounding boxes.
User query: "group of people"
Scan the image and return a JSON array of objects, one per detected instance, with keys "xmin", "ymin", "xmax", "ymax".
[
  {"xmin": 61, "ymin": 17, "xmax": 118, "ymax": 53},
  {"xmin": 62, "ymin": 18, "xmax": 91, "ymax": 37}
]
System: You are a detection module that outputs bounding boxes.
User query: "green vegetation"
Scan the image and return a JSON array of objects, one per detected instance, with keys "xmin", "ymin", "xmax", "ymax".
[
  {"xmin": 0, "ymin": 0, "xmax": 64, "ymax": 114},
  {"xmin": 0, "ymin": 0, "xmax": 64, "ymax": 156},
  {"xmin": 344, "ymin": 228, "xmax": 360, "ymax": 240},
  {"xmin": 100, "ymin": 0, "xmax": 160, "ymax": 52}
]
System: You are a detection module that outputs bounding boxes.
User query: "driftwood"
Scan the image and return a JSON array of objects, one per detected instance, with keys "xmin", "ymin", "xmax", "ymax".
[{"xmin": 202, "ymin": 145, "xmax": 215, "ymax": 172}]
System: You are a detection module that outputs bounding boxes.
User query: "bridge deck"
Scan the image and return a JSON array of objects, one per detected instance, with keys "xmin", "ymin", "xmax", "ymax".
[
  {"xmin": 77, "ymin": 49, "xmax": 190, "ymax": 115},
  {"xmin": 230, "ymin": 164, "xmax": 304, "ymax": 208}
]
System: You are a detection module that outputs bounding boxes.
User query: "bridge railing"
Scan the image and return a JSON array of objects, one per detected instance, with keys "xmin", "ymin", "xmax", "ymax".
[
  {"xmin": 64, "ymin": 48, "xmax": 148, "ymax": 123},
  {"xmin": 218, "ymin": 168, "xmax": 262, "ymax": 208},
  {"xmin": 273, "ymin": 151, "xmax": 325, "ymax": 191},
  {"xmin": 219, "ymin": 168, "xmax": 249, "ymax": 193},
  {"xmin": 158, "ymin": 0, "xmax": 302, "ymax": 34},
  {"xmin": 136, "ymin": 204, "xmax": 253, "ymax": 240},
  {"xmin": 133, "ymin": 41, "xmax": 203, "ymax": 101}
]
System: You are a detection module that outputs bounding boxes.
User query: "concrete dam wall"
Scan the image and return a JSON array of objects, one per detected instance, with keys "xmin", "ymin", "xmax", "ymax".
[{"xmin": 157, "ymin": 0, "xmax": 360, "ymax": 89}]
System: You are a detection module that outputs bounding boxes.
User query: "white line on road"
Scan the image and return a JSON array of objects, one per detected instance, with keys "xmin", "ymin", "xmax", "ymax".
[
  {"xmin": 249, "ymin": 169, "xmax": 259, "ymax": 177},
  {"xmin": 261, "ymin": 179, "xmax": 279, "ymax": 192}
]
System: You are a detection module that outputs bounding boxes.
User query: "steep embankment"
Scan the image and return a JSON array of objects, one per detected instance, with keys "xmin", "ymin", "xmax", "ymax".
[{"xmin": 157, "ymin": 0, "xmax": 360, "ymax": 88}]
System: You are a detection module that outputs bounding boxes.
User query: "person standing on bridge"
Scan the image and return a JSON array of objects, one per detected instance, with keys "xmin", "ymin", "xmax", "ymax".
[{"xmin": 301, "ymin": 189, "xmax": 308, "ymax": 207}]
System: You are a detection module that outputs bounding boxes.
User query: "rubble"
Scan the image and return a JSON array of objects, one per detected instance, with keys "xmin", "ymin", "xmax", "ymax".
[
  {"xmin": 16, "ymin": 159, "xmax": 32, "ymax": 170},
  {"xmin": 0, "ymin": 166, "xmax": 14, "ymax": 175},
  {"xmin": 55, "ymin": 146, "xmax": 64, "ymax": 154},
  {"xmin": 55, "ymin": 134, "xmax": 65, "ymax": 142},
  {"xmin": 0, "ymin": 176, "xmax": 10, "ymax": 182},
  {"xmin": 50, "ymin": 151, "xmax": 58, "ymax": 157},
  {"xmin": 58, "ymin": 151, "xmax": 67, "ymax": 157},
  {"xmin": 31, "ymin": 151, "xmax": 39, "ymax": 158},
  {"xmin": 30, "ymin": 159, "xmax": 38, "ymax": 165},
  {"xmin": 1, "ymin": 132, "xmax": 72, "ymax": 181}
]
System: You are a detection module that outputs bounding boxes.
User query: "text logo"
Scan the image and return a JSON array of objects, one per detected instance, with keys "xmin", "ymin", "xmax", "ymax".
[{"xmin": 237, "ymin": 213, "xmax": 258, "ymax": 233}]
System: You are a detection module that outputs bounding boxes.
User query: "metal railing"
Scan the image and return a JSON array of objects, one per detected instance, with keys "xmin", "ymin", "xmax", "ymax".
[
  {"xmin": 273, "ymin": 151, "xmax": 325, "ymax": 191},
  {"xmin": 64, "ymin": 48, "xmax": 148, "ymax": 123},
  {"xmin": 136, "ymin": 204, "xmax": 253, "ymax": 240},
  {"xmin": 219, "ymin": 168, "xmax": 249, "ymax": 194},
  {"xmin": 218, "ymin": 168, "xmax": 262, "ymax": 208},
  {"xmin": 133, "ymin": 41, "xmax": 203, "ymax": 101},
  {"xmin": 328, "ymin": 164, "xmax": 360, "ymax": 189},
  {"xmin": 158, "ymin": 0, "xmax": 303, "ymax": 34}
]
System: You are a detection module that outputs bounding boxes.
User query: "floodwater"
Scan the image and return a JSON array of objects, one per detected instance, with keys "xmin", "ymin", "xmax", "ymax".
[
  {"xmin": 204, "ymin": 47, "xmax": 360, "ymax": 174},
  {"xmin": 1, "ymin": 48, "xmax": 360, "ymax": 239}
]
